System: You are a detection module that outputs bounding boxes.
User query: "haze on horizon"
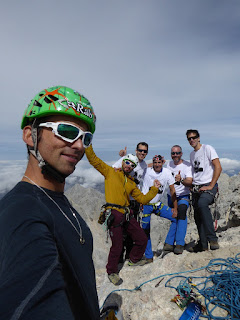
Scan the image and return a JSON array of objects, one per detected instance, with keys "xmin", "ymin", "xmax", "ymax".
[
  {"xmin": 0, "ymin": 156, "xmax": 239, "ymax": 199},
  {"xmin": 1, "ymin": 0, "xmax": 240, "ymax": 163}
]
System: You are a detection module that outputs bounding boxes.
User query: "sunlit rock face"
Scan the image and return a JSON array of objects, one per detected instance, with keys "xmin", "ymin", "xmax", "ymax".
[{"xmin": 66, "ymin": 173, "xmax": 240, "ymax": 319}]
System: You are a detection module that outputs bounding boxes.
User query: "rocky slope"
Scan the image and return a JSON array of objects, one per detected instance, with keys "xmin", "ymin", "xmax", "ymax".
[{"xmin": 66, "ymin": 172, "xmax": 240, "ymax": 319}]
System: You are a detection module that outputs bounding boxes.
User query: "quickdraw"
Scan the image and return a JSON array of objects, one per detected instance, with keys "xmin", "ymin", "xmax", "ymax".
[{"xmin": 99, "ymin": 203, "xmax": 131, "ymax": 230}]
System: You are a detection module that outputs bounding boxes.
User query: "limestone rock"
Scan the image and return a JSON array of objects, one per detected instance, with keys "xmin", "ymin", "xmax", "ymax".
[{"xmin": 66, "ymin": 172, "xmax": 240, "ymax": 319}]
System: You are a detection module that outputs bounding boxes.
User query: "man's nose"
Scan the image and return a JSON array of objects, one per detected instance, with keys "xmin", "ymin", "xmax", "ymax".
[{"xmin": 71, "ymin": 137, "xmax": 84, "ymax": 150}]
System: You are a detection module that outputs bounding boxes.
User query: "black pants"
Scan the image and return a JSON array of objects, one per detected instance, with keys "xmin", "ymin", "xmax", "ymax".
[{"xmin": 192, "ymin": 184, "xmax": 218, "ymax": 248}]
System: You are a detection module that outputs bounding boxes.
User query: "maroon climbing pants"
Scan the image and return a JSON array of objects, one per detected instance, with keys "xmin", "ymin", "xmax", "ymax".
[{"xmin": 106, "ymin": 209, "xmax": 147, "ymax": 275}]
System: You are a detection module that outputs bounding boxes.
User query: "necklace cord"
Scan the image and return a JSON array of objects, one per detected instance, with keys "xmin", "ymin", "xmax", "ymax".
[{"xmin": 23, "ymin": 175, "xmax": 85, "ymax": 244}]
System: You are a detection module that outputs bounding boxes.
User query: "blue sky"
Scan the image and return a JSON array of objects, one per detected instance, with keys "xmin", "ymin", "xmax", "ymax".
[{"xmin": 1, "ymin": 1, "xmax": 240, "ymax": 167}]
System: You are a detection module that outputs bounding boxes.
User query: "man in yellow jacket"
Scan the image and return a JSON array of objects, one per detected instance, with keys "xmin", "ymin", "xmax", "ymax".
[{"xmin": 85, "ymin": 145, "xmax": 160, "ymax": 285}]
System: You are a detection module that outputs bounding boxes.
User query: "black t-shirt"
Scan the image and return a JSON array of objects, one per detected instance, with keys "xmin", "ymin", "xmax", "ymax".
[{"xmin": 0, "ymin": 182, "xmax": 100, "ymax": 320}]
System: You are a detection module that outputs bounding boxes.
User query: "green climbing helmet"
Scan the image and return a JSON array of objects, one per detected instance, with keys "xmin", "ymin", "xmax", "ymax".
[{"xmin": 21, "ymin": 86, "xmax": 96, "ymax": 134}]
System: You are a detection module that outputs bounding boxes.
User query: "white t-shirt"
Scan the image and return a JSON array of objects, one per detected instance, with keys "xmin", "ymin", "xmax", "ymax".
[
  {"xmin": 142, "ymin": 167, "xmax": 175, "ymax": 203},
  {"xmin": 112, "ymin": 156, "xmax": 147, "ymax": 191},
  {"xmin": 166, "ymin": 160, "xmax": 192, "ymax": 197},
  {"xmin": 190, "ymin": 144, "xmax": 219, "ymax": 185}
]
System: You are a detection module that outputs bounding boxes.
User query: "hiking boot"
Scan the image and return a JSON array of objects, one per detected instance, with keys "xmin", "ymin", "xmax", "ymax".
[
  {"xmin": 108, "ymin": 273, "xmax": 123, "ymax": 286},
  {"xmin": 209, "ymin": 241, "xmax": 219, "ymax": 250},
  {"xmin": 128, "ymin": 259, "xmax": 149, "ymax": 266},
  {"xmin": 188, "ymin": 242, "xmax": 208, "ymax": 253},
  {"xmin": 174, "ymin": 245, "xmax": 184, "ymax": 255},
  {"xmin": 163, "ymin": 243, "xmax": 174, "ymax": 252}
]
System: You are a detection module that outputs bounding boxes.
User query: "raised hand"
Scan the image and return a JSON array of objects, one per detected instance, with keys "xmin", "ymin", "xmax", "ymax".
[
  {"xmin": 175, "ymin": 170, "xmax": 181, "ymax": 182},
  {"xmin": 119, "ymin": 146, "xmax": 127, "ymax": 157}
]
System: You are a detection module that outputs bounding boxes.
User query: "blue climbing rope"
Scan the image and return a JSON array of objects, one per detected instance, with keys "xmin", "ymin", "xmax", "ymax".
[
  {"xmin": 100, "ymin": 261, "xmax": 208, "ymax": 310},
  {"xmin": 100, "ymin": 253, "xmax": 240, "ymax": 319},
  {"xmin": 165, "ymin": 253, "xmax": 240, "ymax": 319}
]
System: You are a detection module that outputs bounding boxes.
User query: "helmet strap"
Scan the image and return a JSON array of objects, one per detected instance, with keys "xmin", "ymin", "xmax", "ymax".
[{"xmin": 30, "ymin": 119, "xmax": 66, "ymax": 183}]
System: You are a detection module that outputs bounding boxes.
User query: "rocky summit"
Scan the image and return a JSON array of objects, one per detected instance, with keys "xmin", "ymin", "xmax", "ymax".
[{"xmin": 66, "ymin": 172, "xmax": 240, "ymax": 319}]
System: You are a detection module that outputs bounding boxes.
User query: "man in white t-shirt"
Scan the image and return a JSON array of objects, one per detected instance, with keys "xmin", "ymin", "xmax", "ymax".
[
  {"xmin": 186, "ymin": 129, "xmax": 222, "ymax": 252},
  {"xmin": 141, "ymin": 155, "xmax": 178, "ymax": 262},
  {"xmin": 166, "ymin": 145, "xmax": 193, "ymax": 254}
]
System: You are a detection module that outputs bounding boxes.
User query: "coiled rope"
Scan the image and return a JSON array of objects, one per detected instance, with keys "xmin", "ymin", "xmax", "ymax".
[
  {"xmin": 165, "ymin": 253, "xmax": 240, "ymax": 319},
  {"xmin": 100, "ymin": 253, "xmax": 240, "ymax": 319}
]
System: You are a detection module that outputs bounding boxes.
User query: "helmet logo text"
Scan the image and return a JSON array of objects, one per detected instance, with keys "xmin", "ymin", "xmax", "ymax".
[{"xmin": 58, "ymin": 99, "xmax": 93, "ymax": 119}]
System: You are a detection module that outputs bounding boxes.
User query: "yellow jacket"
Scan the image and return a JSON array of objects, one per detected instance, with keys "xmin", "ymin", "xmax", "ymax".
[{"xmin": 85, "ymin": 145, "xmax": 158, "ymax": 213}]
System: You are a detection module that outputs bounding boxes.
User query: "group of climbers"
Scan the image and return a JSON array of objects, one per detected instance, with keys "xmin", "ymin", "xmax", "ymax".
[{"xmin": 90, "ymin": 131, "xmax": 221, "ymax": 286}]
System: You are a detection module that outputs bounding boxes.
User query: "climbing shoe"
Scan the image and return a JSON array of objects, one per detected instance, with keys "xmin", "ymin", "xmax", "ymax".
[
  {"xmin": 128, "ymin": 259, "xmax": 148, "ymax": 266},
  {"xmin": 108, "ymin": 273, "xmax": 123, "ymax": 286},
  {"xmin": 209, "ymin": 241, "xmax": 219, "ymax": 250},
  {"xmin": 188, "ymin": 242, "xmax": 208, "ymax": 253},
  {"xmin": 163, "ymin": 243, "xmax": 174, "ymax": 252},
  {"xmin": 174, "ymin": 245, "xmax": 184, "ymax": 255},
  {"xmin": 143, "ymin": 258, "xmax": 153, "ymax": 264}
]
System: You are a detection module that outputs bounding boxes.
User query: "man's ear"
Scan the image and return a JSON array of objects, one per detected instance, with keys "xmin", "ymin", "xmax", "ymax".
[{"xmin": 22, "ymin": 125, "xmax": 34, "ymax": 147}]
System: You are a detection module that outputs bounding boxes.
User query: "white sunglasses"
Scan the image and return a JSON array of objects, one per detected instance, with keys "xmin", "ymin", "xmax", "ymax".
[
  {"xmin": 39, "ymin": 122, "xmax": 93, "ymax": 147},
  {"xmin": 123, "ymin": 159, "xmax": 136, "ymax": 168}
]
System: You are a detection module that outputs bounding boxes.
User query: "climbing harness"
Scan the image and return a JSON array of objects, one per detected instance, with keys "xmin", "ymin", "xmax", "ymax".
[
  {"xmin": 140, "ymin": 202, "xmax": 165, "ymax": 217},
  {"xmin": 99, "ymin": 203, "xmax": 131, "ymax": 242},
  {"xmin": 98, "ymin": 203, "xmax": 130, "ymax": 227},
  {"xmin": 140, "ymin": 202, "xmax": 167, "ymax": 228}
]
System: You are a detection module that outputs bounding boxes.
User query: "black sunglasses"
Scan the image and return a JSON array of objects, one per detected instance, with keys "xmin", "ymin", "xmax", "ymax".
[
  {"xmin": 137, "ymin": 149, "xmax": 148, "ymax": 154},
  {"xmin": 187, "ymin": 135, "xmax": 198, "ymax": 141},
  {"xmin": 171, "ymin": 152, "xmax": 181, "ymax": 155}
]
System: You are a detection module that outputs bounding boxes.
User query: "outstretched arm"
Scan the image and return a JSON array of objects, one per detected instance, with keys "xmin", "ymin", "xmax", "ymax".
[
  {"xmin": 85, "ymin": 144, "xmax": 110, "ymax": 177},
  {"xmin": 131, "ymin": 181, "xmax": 159, "ymax": 205}
]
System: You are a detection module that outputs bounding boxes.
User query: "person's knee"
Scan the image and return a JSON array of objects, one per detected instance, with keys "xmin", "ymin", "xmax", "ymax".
[{"xmin": 177, "ymin": 204, "xmax": 187, "ymax": 220}]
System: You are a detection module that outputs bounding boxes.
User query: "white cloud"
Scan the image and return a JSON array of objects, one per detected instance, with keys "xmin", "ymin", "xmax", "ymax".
[
  {"xmin": 220, "ymin": 158, "xmax": 240, "ymax": 176},
  {"xmin": 66, "ymin": 162, "xmax": 105, "ymax": 189},
  {"xmin": 0, "ymin": 157, "xmax": 239, "ymax": 198}
]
